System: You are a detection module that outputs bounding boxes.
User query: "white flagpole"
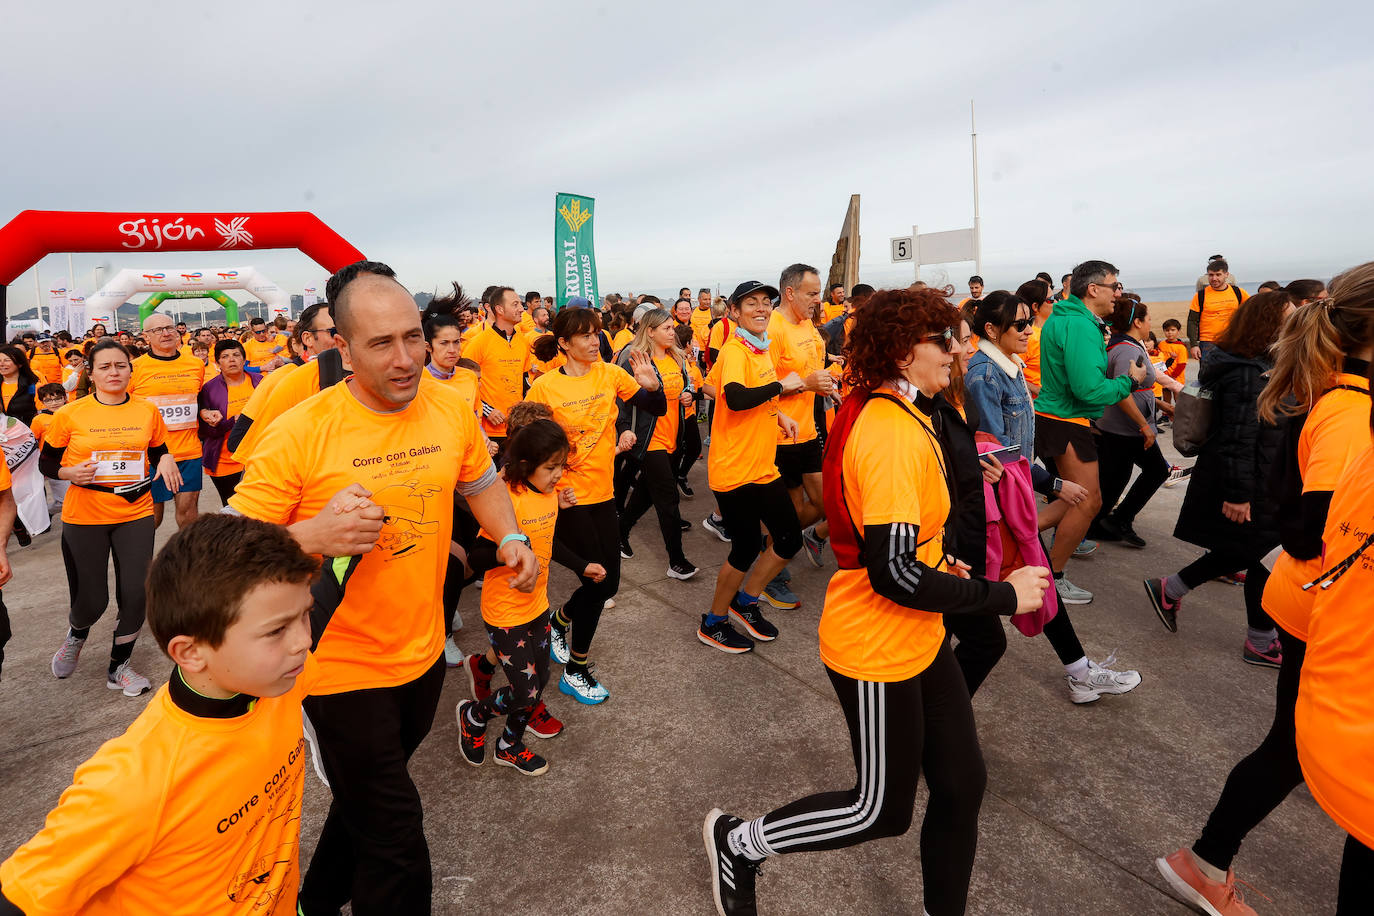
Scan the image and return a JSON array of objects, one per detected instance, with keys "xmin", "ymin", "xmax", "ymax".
[
  {"xmin": 971, "ymin": 99, "xmax": 982, "ymax": 278},
  {"xmin": 34, "ymin": 266, "xmax": 43, "ymax": 328}
]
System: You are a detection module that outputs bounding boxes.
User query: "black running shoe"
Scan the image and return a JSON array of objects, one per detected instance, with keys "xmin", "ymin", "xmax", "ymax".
[
  {"xmin": 679, "ymin": 518, "xmax": 692, "ymax": 531},
  {"xmin": 1116, "ymin": 520, "xmax": 1147, "ymax": 549},
  {"xmin": 1143, "ymin": 577, "xmax": 1179, "ymax": 633},
  {"xmin": 619, "ymin": 539, "xmax": 635, "ymax": 560},
  {"xmin": 667, "ymin": 560, "xmax": 699, "ymax": 580},
  {"xmin": 728, "ymin": 598, "xmax": 778, "ymax": 641},
  {"xmin": 677, "ymin": 476, "xmax": 695, "ymax": 499},
  {"xmin": 455, "ymin": 700, "xmax": 487, "ymax": 767},
  {"xmin": 495, "ymin": 740, "xmax": 549, "ymax": 776},
  {"xmin": 704, "ymin": 808, "xmax": 760, "ymax": 916},
  {"xmin": 698, "ymin": 615, "xmax": 754, "ymax": 654}
]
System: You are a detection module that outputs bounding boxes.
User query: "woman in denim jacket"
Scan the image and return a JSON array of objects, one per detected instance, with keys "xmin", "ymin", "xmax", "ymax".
[{"xmin": 962, "ymin": 291, "xmax": 1142, "ymax": 704}]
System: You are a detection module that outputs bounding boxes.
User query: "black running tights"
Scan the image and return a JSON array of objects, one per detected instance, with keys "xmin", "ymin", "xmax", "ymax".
[
  {"xmin": 673, "ymin": 413, "xmax": 702, "ymax": 480},
  {"xmin": 209, "ymin": 471, "xmax": 243, "ymax": 505},
  {"xmin": 1177, "ymin": 549, "xmax": 1275, "ymax": 631},
  {"xmin": 60, "ymin": 516, "xmax": 155, "ymax": 639},
  {"xmin": 620, "ymin": 450, "xmax": 687, "ymax": 566},
  {"xmin": 946, "ymin": 584, "xmax": 1085, "ymax": 696},
  {"xmin": 470, "ymin": 610, "xmax": 551, "ymax": 745},
  {"xmin": 754, "ymin": 645, "xmax": 985, "ymax": 916},
  {"xmin": 1339, "ymin": 834, "xmax": 1374, "ymax": 914},
  {"xmin": 1193, "ymin": 627, "xmax": 1305, "ymax": 870},
  {"xmin": 553, "ymin": 499, "xmax": 620, "ymax": 658}
]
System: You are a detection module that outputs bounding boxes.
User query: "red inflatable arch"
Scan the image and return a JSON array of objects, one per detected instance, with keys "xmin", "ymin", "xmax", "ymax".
[{"xmin": 0, "ymin": 210, "xmax": 366, "ymax": 327}]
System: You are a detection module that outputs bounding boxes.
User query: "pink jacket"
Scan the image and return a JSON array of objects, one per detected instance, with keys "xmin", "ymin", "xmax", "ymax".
[{"xmin": 979, "ymin": 445, "xmax": 1057, "ymax": 636}]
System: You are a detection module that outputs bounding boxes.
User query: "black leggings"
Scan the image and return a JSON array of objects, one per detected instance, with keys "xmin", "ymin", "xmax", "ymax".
[
  {"xmin": 753, "ymin": 646, "xmax": 985, "ymax": 916},
  {"xmin": 620, "ymin": 451, "xmax": 687, "ymax": 565},
  {"xmin": 947, "ymin": 581, "xmax": 1086, "ymax": 695},
  {"xmin": 60, "ymin": 516, "xmax": 156, "ymax": 639},
  {"xmin": 209, "ymin": 471, "xmax": 243, "ymax": 505},
  {"xmin": 1094, "ymin": 430, "xmax": 1170, "ymax": 527},
  {"xmin": 299, "ymin": 656, "xmax": 445, "ymax": 916},
  {"xmin": 1193, "ymin": 627, "xmax": 1305, "ymax": 870},
  {"xmin": 1177, "ymin": 549, "xmax": 1275, "ymax": 630},
  {"xmin": 553, "ymin": 499, "xmax": 620, "ymax": 658},
  {"xmin": 712, "ymin": 479, "xmax": 802, "ymax": 572},
  {"xmin": 470, "ymin": 610, "xmax": 551, "ymax": 745},
  {"xmin": 1340, "ymin": 834, "xmax": 1374, "ymax": 914},
  {"xmin": 443, "ymin": 502, "xmax": 480, "ymax": 635},
  {"xmin": 673, "ymin": 412, "xmax": 702, "ymax": 479}
]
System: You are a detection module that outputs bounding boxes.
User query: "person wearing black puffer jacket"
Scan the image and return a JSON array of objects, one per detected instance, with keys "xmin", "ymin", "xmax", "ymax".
[{"xmin": 1144, "ymin": 291, "xmax": 1292, "ymax": 637}]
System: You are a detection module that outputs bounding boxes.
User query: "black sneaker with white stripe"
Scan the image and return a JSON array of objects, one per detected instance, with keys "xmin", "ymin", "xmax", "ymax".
[{"xmin": 704, "ymin": 808, "xmax": 760, "ymax": 916}]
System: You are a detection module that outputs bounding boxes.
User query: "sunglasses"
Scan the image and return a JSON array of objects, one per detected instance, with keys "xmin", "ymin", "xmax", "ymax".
[
  {"xmin": 1011, "ymin": 318, "xmax": 1033, "ymax": 332},
  {"xmin": 919, "ymin": 327, "xmax": 958, "ymax": 351}
]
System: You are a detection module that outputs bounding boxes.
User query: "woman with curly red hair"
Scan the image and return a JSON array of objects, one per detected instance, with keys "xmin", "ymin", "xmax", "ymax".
[{"xmin": 704, "ymin": 287, "xmax": 1050, "ymax": 916}]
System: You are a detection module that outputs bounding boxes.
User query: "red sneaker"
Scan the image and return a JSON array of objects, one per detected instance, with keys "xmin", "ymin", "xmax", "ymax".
[
  {"xmin": 1156, "ymin": 848, "xmax": 1259, "ymax": 915},
  {"xmin": 464, "ymin": 654, "xmax": 493, "ymax": 702},
  {"xmin": 526, "ymin": 701, "xmax": 564, "ymax": 739}
]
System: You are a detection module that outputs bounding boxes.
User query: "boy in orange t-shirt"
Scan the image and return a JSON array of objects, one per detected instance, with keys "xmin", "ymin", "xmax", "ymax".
[
  {"xmin": 0, "ymin": 515, "xmax": 325, "ymax": 916},
  {"xmin": 1158, "ymin": 318, "xmax": 1189, "ymax": 407}
]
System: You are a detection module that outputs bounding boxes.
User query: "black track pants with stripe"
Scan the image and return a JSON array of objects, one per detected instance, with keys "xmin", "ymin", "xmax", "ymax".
[{"xmin": 753, "ymin": 644, "xmax": 986, "ymax": 915}]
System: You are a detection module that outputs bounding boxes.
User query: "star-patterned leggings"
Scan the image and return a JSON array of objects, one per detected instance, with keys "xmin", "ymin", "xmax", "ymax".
[{"xmin": 470, "ymin": 609, "xmax": 552, "ymax": 746}]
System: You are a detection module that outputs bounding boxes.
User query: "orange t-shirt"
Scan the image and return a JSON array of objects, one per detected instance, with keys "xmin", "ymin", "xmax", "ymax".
[
  {"xmin": 211, "ymin": 375, "xmax": 258, "ymax": 478},
  {"xmin": 1296, "ymin": 445, "xmax": 1374, "ymax": 850},
  {"xmin": 707, "ymin": 319, "xmax": 731, "ymax": 356},
  {"xmin": 707, "ymin": 335, "xmax": 780, "ymax": 492},
  {"xmin": 1023, "ymin": 325, "xmax": 1043, "ymax": 388},
  {"xmin": 822, "ymin": 302, "xmax": 846, "ymax": 323},
  {"xmin": 241, "ymin": 336, "xmax": 285, "ymax": 372},
  {"xmin": 527, "ymin": 361, "xmax": 640, "ymax": 504},
  {"xmin": 1189, "ymin": 284, "xmax": 1250, "ymax": 343},
  {"xmin": 0, "ymin": 661, "xmax": 320, "ymax": 916},
  {"xmin": 129, "ymin": 351, "xmax": 205, "ymax": 461},
  {"xmin": 229, "ymin": 377, "xmax": 494, "ymax": 695},
  {"xmin": 610, "ymin": 329, "xmax": 634, "ymax": 356},
  {"xmin": 426, "ymin": 365, "xmax": 479, "ymax": 415},
  {"xmin": 228, "ymin": 363, "xmax": 299, "ymax": 463},
  {"xmin": 464, "ymin": 326, "xmax": 532, "ymax": 438},
  {"xmin": 29, "ymin": 411, "xmax": 54, "ymax": 445},
  {"xmin": 1158, "ymin": 339, "xmax": 1189, "ymax": 381},
  {"xmin": 648, "ymin": 355, "xmax": 686, "ymax": 452},
  {"xmin": 461, "ymin": 321, "xmax": 486, "ymax": 343},
  {"xmin": 480, "ymin": 482, "xmax": 558, "ymax": 627},
  {"xmin": 30, "ymin": 350, "xmax": 63, "ymax": 386},
  {"xmin": 690, "ymin": 307, "xmax": 713, "ymax": 353},
  {"xmin": 44, "ymin": 395, "xmax": 167, "ymax": 525},
  {"xmin": 684, "ymin": 361, "xmax": 704, "ymax": 418},
  {"xmin": 1263, "ymin": 375, "xmax": 1372, "ymax": 640},
  {"xmin": 818, "ymin": 389, "xmax": 949, "ymax": 682},
  {"xmin": 0, "ymin": 453, "xmax": 10, "ymax": 490},
  {"xmin": 61, "ymin": 365, "xmax": 81, "ymax": 401},
  {"xmin": 768, "ymin": 309, "xmax": 825, "ymax": 445}
]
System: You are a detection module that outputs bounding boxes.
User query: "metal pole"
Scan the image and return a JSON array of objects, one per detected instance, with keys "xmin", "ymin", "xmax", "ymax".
[
  {"xmin": 912, "ymin": 224, "xmax": 920, "ymax": 285},
  {"xmin": 34, "ymin": 267, "xmax": 43, "ymax": 329},
  {"xmin": 971, "ymin": 100, "xmax": 982, "ymax": 278}
]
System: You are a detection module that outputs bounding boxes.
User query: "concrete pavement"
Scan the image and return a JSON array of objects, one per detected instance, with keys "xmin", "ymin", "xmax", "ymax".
[{"xmin": 0, "ymin": 438, "xmax": 1345, "ymax": 914}]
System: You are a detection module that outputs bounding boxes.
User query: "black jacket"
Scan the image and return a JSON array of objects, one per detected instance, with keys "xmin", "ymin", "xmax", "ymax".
[
  {"xmin": 934, "ymin": 394, "xmax": 988, "ymax": 577},
  {"xmin": 1173, "ymin": 347, "xmax": 1282, "ymax": 555},
  {"xmin": 1, "ymin": 378, "xmax": 37, "ymax": 427}
]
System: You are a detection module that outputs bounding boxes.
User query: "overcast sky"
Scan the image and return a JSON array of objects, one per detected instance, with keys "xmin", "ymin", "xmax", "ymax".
[{"xmin": 2, "ymin": 0, "xmax": 1370, "ymax": 314}]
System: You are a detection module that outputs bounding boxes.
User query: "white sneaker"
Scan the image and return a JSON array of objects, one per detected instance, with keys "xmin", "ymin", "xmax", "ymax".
[
  {"xmin": 603, "ymin": 597, "xmax": 616, "ymax": 610},
  {"xmin": 444, "ymin": 635, "xmax": 463, "ymax": 667},
  {"xmin": 1055, "ymin": 577, "xmax": 1094, "ymax": 605},
  {"xmin": 107, "ymin": 661, "xmax": 152, "ymax": 697},
  {"xmin": 559, "ymin": 666, "xmax": 610, "ymax": 705},
  {"xmin": 1066, "ymin": 653, "xmax": 1142, "ymax": 704},
  {"xmin": 550, "ymin": 620, "xmax": 570, "ymax": 665},
  {"xmin": 51, "ymin": 634, "xmax": 86, "ymax": 679}
]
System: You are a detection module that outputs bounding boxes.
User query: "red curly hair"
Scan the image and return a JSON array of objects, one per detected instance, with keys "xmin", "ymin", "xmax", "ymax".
[{"xmin": 843, "ymin": 287, "xmax": 958, "ymax": 393}]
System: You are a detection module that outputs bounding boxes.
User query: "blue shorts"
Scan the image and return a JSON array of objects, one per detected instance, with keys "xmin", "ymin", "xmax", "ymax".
[{"xmin": 152, "ymin": 458, "xmax": 204, "ymax": 503}]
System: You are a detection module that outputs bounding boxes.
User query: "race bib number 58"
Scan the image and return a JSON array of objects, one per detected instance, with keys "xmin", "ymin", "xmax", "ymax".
[{"xmin": 91, "ymin": 450, "xmax": 146, "ymax": 485}]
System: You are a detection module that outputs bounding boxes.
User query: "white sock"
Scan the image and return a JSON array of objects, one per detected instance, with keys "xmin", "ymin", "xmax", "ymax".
[
  {"xmin": 1190, "ymin": 849, "xmax": 1228, "ymax": 883},
  {"xmin": 1065, "ymin": 656, "xmax": 1091, "ymax": 680},
  {"xmin": 726, "ymin": 817, "xmax": 771, "ymax": 861}
]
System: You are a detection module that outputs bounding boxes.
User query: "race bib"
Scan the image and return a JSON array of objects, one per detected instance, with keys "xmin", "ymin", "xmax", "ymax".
[
  {"xmin": 149, "ymin": 394, "xmax": 198, "ymax": 431},
  {"xmin": 91, "ymin": 449, "xmax": 146, "ymax": 485}
]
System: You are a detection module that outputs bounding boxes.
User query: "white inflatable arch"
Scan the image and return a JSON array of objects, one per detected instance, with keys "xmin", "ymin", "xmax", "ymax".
[{"xmin": 84, "ymin": 266, "xmax": 290, "ymax": 329}]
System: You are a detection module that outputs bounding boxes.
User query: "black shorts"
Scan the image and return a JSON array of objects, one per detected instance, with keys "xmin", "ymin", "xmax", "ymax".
[
  {"xmin": 775, "ymin": 438, "xmax": 823, "ymax": 489},
  {"xmin": 1033, "ymin": 414, "xmax": 1098, "ymax": 463},
  {"xmin": 712, "ymin": 478, "xmax": 803, "ymax": 569}
]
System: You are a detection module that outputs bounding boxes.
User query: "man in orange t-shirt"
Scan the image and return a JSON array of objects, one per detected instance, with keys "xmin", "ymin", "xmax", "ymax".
[
  {"xmin": 130, "ymin": 313, "xmax": 205, "ymax": 529},
  {"xmin": 463, "ymin": 287, "xmax": 533, "ymax": 448},
  {"xmin": 229, "ymin": 264, "xmax": 536, "ymax": 915},
  {"xmin": 699, "ymin": 280, "xmax": 805, "ymax": 655}
]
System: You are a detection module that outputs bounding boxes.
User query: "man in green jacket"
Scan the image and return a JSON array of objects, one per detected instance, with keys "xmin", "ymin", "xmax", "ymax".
[{"xmin": 1035, "ymin": 260, "xmax": 1146, "ymax": 604}]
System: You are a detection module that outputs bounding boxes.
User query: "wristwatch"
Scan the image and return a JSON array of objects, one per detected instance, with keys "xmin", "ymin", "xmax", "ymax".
[{"xmin": 1052, "ymin": 478, "xmax": 1064, "ymax": 494}]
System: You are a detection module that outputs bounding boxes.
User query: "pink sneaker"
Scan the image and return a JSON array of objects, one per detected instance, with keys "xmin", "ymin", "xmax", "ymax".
[{"xmin": 1156, "ymin": 848, "xmax": 1258, "ymax": 915}]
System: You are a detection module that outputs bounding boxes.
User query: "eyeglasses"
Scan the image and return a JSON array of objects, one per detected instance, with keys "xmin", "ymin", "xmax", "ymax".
[
  {"xmin": 146, "ymin": 327, "xmax": 178, "ymax": 335},
  {"xmin": 307, "ymin": 326, "xmax": 337, "ymax": 337}
]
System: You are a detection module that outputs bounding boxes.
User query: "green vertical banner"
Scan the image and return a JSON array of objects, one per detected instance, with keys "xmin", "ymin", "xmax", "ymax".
[{"xmin": 555, "ymin": 192, "xmax": 599, "ymax": 311}]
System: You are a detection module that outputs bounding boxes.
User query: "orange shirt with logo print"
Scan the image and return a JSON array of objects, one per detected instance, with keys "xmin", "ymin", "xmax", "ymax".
[
  {"xmin": 229, "ymin": 376, "xmax": 494, "ymax": 695},
  {"xmin": 0, "ymin": 660, "xmax": 322, "ymax": 916},
  {"xmin": 479, "ymin": 482, "xmax": 559, "ymax": 628},
  {"xmin": 1188, "ymin": 284, "xmax": 1250, "ymax": 344},
  {"xmin": 43, "ymin": 396, "xmax": 168, "ymax": 525},
  {"xmin": 707, "ymin": 335, "xmax": 780, "ymax": 492},
  {"xmin": 1264, "ymin": 374, "xmax": 1372, "ymax": 641},
  {"xmin": 30, "ymin": 350, "xmax": 63, "ymax": 386},
  {"xmin": 690, "ymin": 307, "xmax": 713, "ymax": 353},
  {"xmin": 464, "ymin": 326, "xmax": 533, "ymax": 438},
  {"xmin": 242, "ymin": 336, "xmax": 285, "ymax": 372},
  {"xmin": 1296, "ymin": 445, "xmax": 1374, "ymax": 851},
  {"xmin": 767, "ymin": 309, "xmax": 825, "ymax": 445},
  {"xmin": 129, "ymin": 351, "xmax": 205, "ymax": 461},
  {"xmin": 818, "ymin": 389, "xmax": 949, "ymax": 682},
  {"xmin": 1158, "ymin": 339, "xmax": 1189, "ymax": 381},
  {"xmin": 527, "ymin": 361, "xmax": 640, "ymax": 504}
]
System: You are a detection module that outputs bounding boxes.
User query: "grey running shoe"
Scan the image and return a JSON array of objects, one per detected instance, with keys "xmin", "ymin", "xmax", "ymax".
[
  {"xmin": 1065, "ymin": 653, "xmax": 1142, "ymax": 704},
  {"xmin": 107, "ymin": 662, "xmax": 152, "ymax": 697},
  {"xmin": 1055, "ymin": 576, "xmax": 1094, "ymax": 605},
  {"xmin": 51, "ymin": 634, "xmax": 86, "ymax": 679}
]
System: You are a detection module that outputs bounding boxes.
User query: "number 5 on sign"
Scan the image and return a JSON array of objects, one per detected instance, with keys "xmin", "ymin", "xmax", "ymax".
[{"xmin": 891, "ymin": 236, "xmax": 913, "ymax": 262}]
